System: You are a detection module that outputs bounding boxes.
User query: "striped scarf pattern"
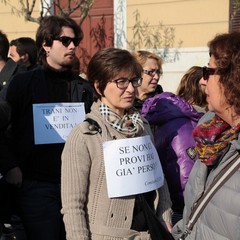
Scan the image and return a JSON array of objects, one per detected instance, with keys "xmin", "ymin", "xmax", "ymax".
[{"xmin": 99, "ymin": 103, "xmax": 144, "ymax": 137}]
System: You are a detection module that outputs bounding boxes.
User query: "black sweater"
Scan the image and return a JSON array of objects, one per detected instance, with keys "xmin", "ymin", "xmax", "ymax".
[{"xmin": 4, "ymin": 65, "xmax": 93, "ymax": 183}]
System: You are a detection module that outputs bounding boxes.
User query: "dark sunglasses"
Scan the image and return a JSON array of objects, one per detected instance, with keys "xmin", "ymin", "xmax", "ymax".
[
  {"xmin": 202, "ymin": 66, "xmax": 217, "ymax": 80},
  {"xmin": 53, "ymin": 36, "xmax": 81, "ymax": 47}
]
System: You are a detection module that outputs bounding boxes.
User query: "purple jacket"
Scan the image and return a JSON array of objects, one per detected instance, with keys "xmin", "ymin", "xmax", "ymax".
[{"xmin": 141, "ymin": 92, "xmax": 203, "ymax": 213}]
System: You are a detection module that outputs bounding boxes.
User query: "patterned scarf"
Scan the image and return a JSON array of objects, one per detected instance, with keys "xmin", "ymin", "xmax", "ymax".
[
  {"xmin": 99, "ymin": 103, "xmax": 144, "ymax": 137},
  {"xmin": 193, "ymin": 115, "xmax": 240, "ymax": 167}
]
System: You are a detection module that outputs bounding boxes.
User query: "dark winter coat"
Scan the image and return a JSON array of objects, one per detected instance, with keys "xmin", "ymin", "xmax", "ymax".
[
  {"xmin": 0, "ymin": 58, "xmax": 26, "ymax": 93},
  {"xmin": 2, "ymin": 65, "xmax": 93, "ymax": 182}
]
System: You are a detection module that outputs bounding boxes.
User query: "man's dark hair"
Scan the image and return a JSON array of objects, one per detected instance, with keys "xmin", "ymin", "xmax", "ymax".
[
  {"xmin": 10, "ymin": 37, "xmax": 37, "ymax": 66},
  {"xmin": 0, "ymin": 30, "xmax": 9, "ymax": 62},
  {"xmin": 36, "ymin": 15, "xmax": 83, "ymax": 64}
]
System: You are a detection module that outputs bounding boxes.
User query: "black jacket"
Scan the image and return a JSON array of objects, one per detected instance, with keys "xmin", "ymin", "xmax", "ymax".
[
  {"xmin": 0, "ymin": 58, "xmax": 26, "ymax": 92},
  {"xmin": 1, "ymin": 65, "xmax": 93, "ymax": 182}
]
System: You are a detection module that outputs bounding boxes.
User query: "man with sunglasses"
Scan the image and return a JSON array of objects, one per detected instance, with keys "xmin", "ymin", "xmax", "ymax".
[{"xmin": 2, "ymin": 15, "xmax": 93, "ymax": 240}]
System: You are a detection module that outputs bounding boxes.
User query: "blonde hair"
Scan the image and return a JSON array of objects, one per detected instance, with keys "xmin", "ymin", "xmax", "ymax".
[{"xmin": 131, "ymin": 50, "xmax": 163, "ymax": 72}]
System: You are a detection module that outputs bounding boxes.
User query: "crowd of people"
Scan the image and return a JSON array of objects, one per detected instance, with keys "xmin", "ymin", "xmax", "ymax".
[{"xmin": 0, "ymin": 14, "xmax": 240, "ymax": 240}]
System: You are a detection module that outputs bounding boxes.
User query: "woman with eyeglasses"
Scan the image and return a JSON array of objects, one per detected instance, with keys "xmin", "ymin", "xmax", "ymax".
[
  {"xmin": 141, "ymin": 66, "xmax": 205, "ymax": 226},
  {"xmin": 131, "ymin": 50, "xmax": 163, "ymax": 112},
  {"xmin": 172, "ymin": 32, "xmax": 240, "ymax": 240},
  {"xmin": 61, "ymin": 48, "xmax": 173, "ymax": 240}
]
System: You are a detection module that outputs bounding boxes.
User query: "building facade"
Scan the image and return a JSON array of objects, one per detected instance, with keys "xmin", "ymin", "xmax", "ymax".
[
  {"xmin": 0, "ymin": 0, "xmax": 232, "ymax": 92},
  {"xmin": 125, "ymin": 0, "xmax": 229, "ymax": 92}
]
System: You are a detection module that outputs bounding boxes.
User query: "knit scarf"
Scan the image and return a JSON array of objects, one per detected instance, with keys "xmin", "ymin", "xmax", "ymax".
[
  {"xmin": 193, "ymin": 115, "xmax": 240, "ymax": 167},
  {"xmin": 99, "ymin": 103, "xmax": 144, "ymax": 137}
]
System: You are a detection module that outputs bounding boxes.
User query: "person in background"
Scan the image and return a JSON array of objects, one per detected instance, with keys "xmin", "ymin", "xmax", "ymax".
[
  {"xmin": 2, "ymin": 15, "xmax": 93, "ymax": 240},
  {"xmin": 132, "ymin": 50, "xmax": 163, "ymax": 111},
  {"xmin": 141, "ymin": 66, "xmax": 206, "ymax": 225},
  {"xmin": 61, "ymin": 47, "xmax": 173, "ymax": 240},
  {"xmin": 1, "ymin": 37, "xmax": 38, "ymax": 101},
  {"xmin": 9, "ymin": 37, "xmax": 38, "ymax": 70},
  {"xmin": 172, "ymin": 31, "xmax": 240, "ymax": 239},
  {"xmin": 0, "ymin": 30, "xmax": 25, "ymax": 91},
  {"xmin": 0, "ymin": 30, "xmax": 26, "ymax": 240},
  {"xmin": 0, "ymin": 30, "xmax": 10, "ymax": 86},
  {"xmin": 124, "ymin": 49, "xmax": 173, "ymax": 233},
  {"xmin": 176, "ymin": 66, "xmax": 207, "ymax": 113}
]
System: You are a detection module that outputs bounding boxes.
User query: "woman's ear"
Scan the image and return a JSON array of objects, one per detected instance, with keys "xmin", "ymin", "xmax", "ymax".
[{"xmin": 94, "ymin": 81, "xmax": 102, "ymax": 96}]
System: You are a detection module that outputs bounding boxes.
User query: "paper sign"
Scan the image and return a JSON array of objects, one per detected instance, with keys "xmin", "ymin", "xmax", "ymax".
[
  {"xmin": 32, "ymin": 102, "xmax": 85, "ymax": 144},
  {"xmin": 103, "ymin": 135, "xmax": 164, "ymax": 198}
]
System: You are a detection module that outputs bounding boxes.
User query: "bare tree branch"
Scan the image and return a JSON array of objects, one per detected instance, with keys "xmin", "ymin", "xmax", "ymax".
[{"xmin": 1, "ymin": 0, "xmax": 94, "ymax": 25}]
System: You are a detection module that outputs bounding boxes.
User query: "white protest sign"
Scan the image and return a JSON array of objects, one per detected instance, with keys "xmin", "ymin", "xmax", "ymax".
[
  {"xmin": 103, "ymin": 135, "xmax": 164, "ymax": 198},
  {"xmin": 32, "ymin": 102, "xmax": 85, "ymax": 144}
]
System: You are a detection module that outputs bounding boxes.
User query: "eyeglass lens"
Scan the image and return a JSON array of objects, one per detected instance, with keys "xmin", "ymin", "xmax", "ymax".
[
  {"xmin": 143, "ymin": 69, "xmax": 161, "ymax": 76},
  {"xmin": 112, "ymin": 77, "xmax": 142, "ymax": 89},
  {"xmin": 54, "ymin": 36, "xmax": 80, "ymax": 47}
]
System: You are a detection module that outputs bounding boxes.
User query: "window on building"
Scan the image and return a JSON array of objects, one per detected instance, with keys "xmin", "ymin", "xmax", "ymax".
[{"xmin": 230, "ymin": 0, "xmax": 240, "ymax": 32}]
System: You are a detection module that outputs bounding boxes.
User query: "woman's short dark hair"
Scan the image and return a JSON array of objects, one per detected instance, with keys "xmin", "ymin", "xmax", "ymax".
[
  {"xmin": 208, "ymin": 31, "xmax": 240, "ymax": 114},
  {"xmin": 36, "ymin": 15, "xmax": 83, "ymax": 64},
  {"xmin": 87, "ymin": 48, "xmax": 143, "ymax": 101}
]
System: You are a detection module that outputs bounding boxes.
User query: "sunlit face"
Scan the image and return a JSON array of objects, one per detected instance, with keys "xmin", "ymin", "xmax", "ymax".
[
  {"xmin": 9, "ymin": 45, "xmax": 22, "ymax": 63},
  {"xmin": 43, "ymin": 26, "xmax": 77, "ymax": 70},
  {"xmin": 137, "ymin": 58, "xmax": 160, "ymax": 98},
  {"xmin": 205, "ymin": 55, "xmax": 228, "ymax": 115},
  {"xmin": 98, "ymin": 71, "xmax": 137, "ymax": 117}
]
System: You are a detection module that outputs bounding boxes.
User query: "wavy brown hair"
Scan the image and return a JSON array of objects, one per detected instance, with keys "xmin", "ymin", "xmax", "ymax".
[
  {"xmin": 176, "ymin": 66, "xmax": 207, "ymax": 108},
  {"xmin": 208, "ymin": 32, "xmax": 240, "ymax": 114}
]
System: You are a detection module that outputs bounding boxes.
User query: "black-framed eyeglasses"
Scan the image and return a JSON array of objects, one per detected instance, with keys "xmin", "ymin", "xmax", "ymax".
[
  {"xmin": 202, "ymin": 66, "xmax": 217, "ymax": 80},
  {"xmin": 143, "ymin": 69, "xmax": 162, "ymax": 77},
  {"xmin": 53, "ymin": 36, "xmax": 81, "ymax": 47},
  {"xmin": 110, "ymin": 77, "xmax": 142, "ymax": 89}
]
